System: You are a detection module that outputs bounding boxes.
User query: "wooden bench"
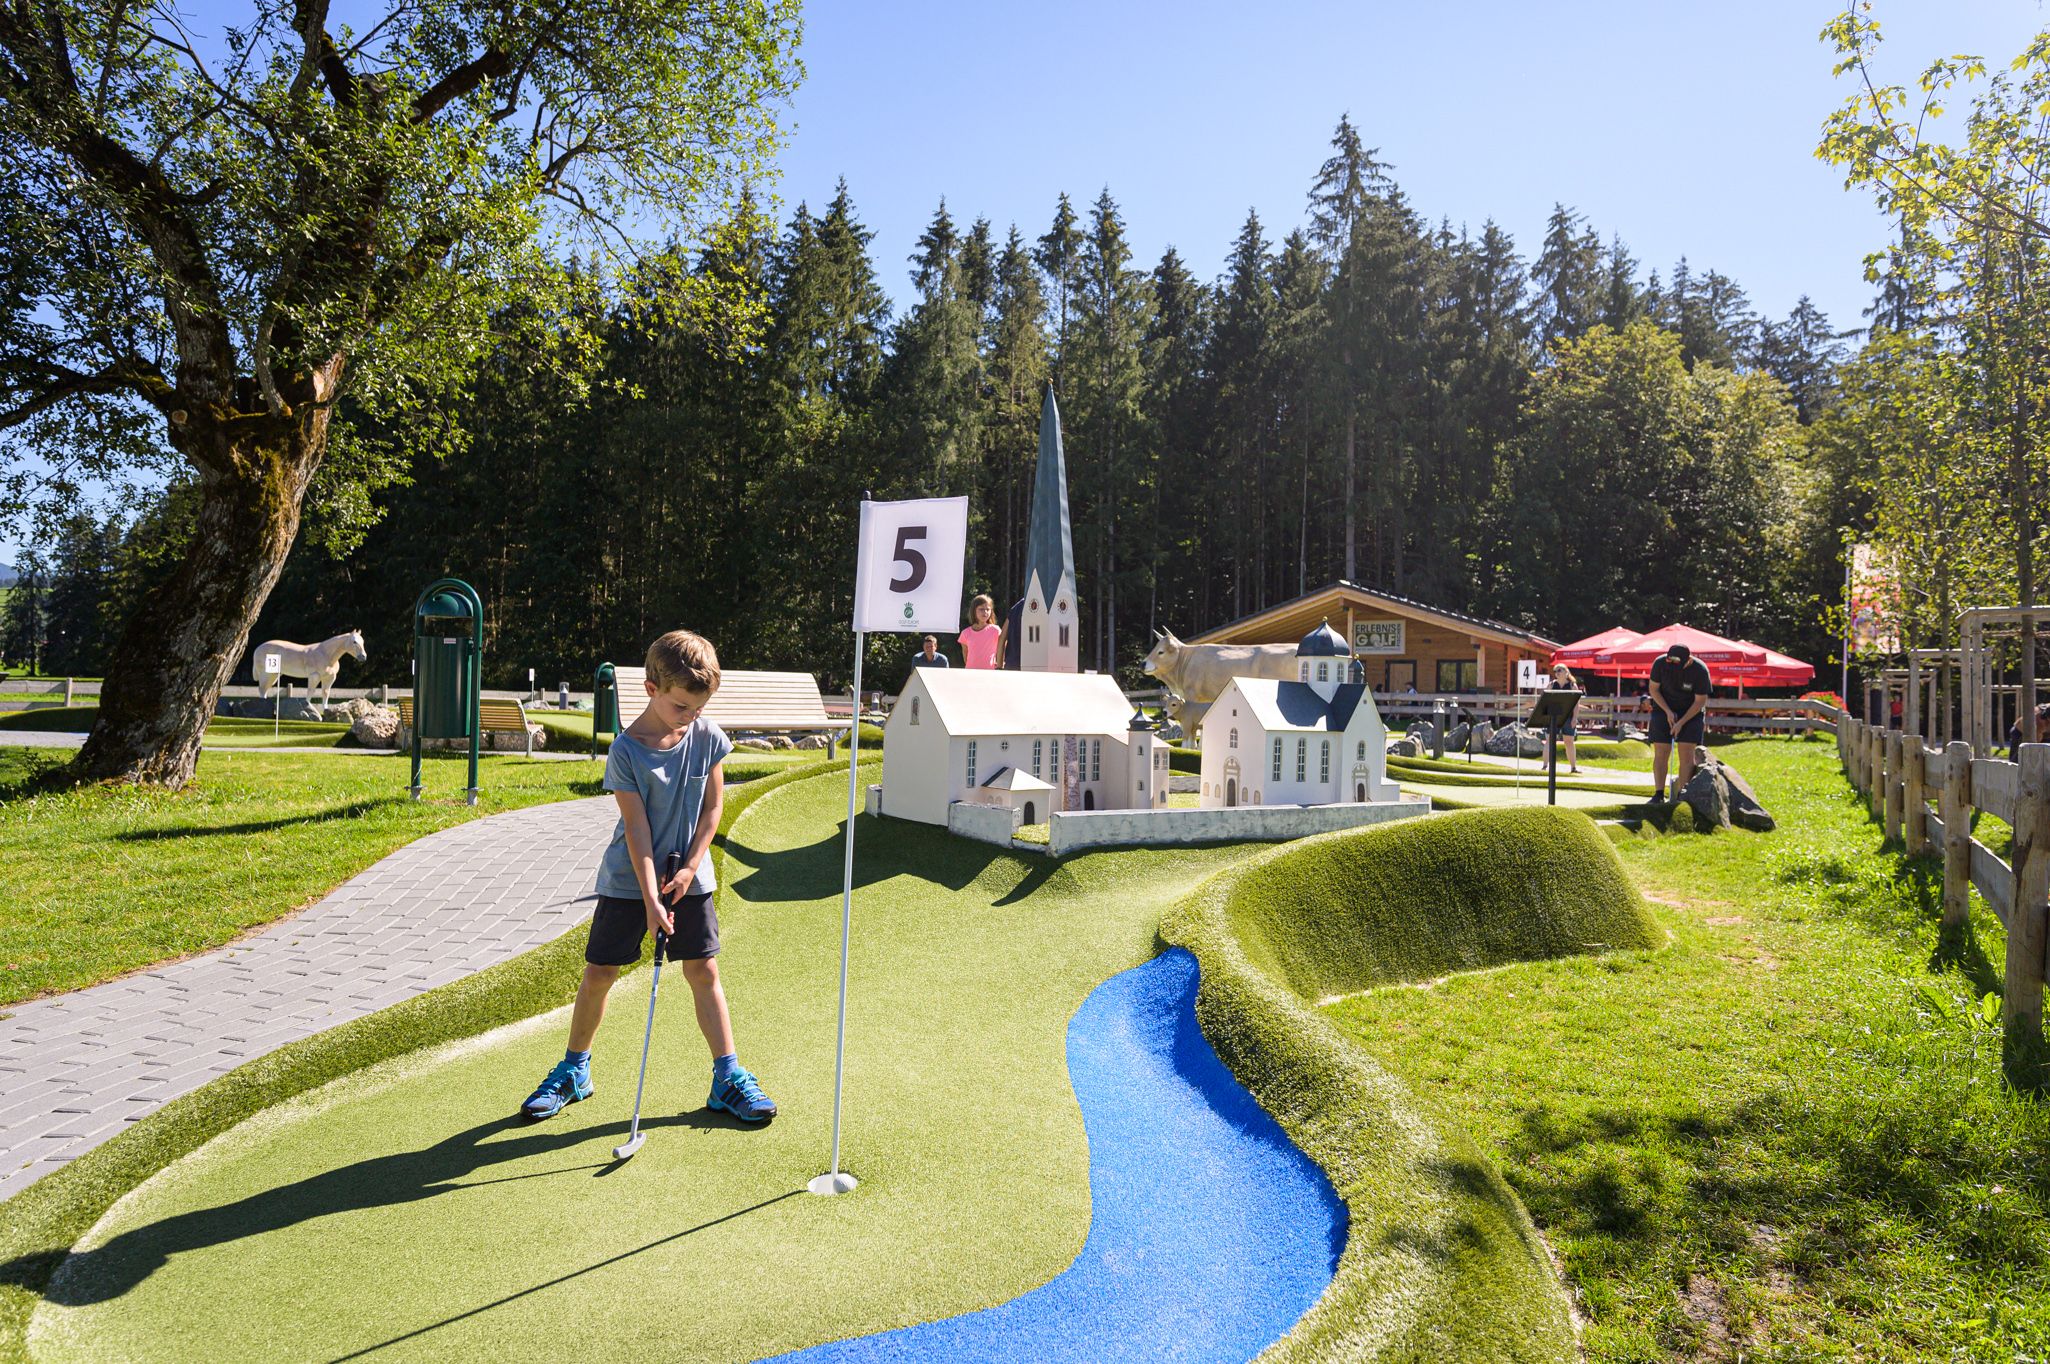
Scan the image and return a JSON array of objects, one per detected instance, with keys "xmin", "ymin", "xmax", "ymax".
[
  {"xmin": 601, "ymin": 668, "xmax": 850, "ymax": 754},
  {"xmin": 396, "ymin": 696, "xmax": 535, "ymax": 755}
]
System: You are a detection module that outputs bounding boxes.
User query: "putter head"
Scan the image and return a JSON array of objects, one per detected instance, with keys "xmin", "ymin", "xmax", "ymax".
[{"xmin": 612, "ymin": 1132, "xmax": 645, "ymax": 1162}]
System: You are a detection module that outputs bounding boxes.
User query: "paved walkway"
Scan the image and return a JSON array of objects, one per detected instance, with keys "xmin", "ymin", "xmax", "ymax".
[{"xmin": 0, "ymin": 796, "xmax": 616, "ymax": 1200}]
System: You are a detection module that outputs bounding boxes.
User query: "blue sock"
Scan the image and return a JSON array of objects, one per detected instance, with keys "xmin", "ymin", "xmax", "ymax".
[
  {"xmin": 713, "ymin": 1052, "xmax": 740, "ymax": 1080},
  {"xmin": 566, "ymin": 1049, "xmax": 591, "ymax": 1072}
]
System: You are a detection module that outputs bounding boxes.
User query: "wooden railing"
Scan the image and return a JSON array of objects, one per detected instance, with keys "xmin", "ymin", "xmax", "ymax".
[{"xmin": 1837, "ymin": 715, "xmax": 2049, "ymax": 1060}]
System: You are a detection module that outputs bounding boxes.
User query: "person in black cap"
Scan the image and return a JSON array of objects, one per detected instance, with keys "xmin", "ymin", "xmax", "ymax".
[{"xmin": 1648, "ymin": 642, "xmax": 1711, "ymax": 800}]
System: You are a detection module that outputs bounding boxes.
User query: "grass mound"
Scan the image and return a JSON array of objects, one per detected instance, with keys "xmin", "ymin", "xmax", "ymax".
[
  {"xmin": 1225, "ymin": 806, "xmax": 1659, "ymax": 1004},
  {"xmin": 1160, "ymin": 807, "xmax": 1659, "ymax": 1362}
]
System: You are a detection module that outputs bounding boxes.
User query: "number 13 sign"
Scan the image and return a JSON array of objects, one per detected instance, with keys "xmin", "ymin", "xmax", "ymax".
[{"xmin": 852, "ymin": 496, "xmax": 969, "ymax": 634}]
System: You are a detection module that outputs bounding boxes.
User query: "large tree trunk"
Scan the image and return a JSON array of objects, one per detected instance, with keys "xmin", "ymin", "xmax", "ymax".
[{"xmin": 72, "ymin": 423, "xmax": 318, "ymax": 787}]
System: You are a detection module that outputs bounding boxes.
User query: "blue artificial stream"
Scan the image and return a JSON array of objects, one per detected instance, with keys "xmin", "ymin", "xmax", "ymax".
[{"xmin": 774, "ymin": 948, "xmax": 1346, "ymax": 1363}]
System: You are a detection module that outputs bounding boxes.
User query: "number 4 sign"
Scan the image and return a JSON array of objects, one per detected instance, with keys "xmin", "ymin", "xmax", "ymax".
[{"xmin": 851, "ymin": 496, "xmax": 969, "ymax": 634}]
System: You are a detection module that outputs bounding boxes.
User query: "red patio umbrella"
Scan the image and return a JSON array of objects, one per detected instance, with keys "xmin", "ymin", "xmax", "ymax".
[
  {"xmin": 1548, "ymin": 627, "xmax": 1646, "ymax": 670},
  {"xmin": 1592, "ymin": 623, "xmax": 1768, "ymax": 677},
  {"xmin": 1710, "ymin": 645, "xmax": 1814, "ymax": 690}
]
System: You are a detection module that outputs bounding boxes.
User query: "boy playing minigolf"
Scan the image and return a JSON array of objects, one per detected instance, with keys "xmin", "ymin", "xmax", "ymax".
[{"xmin": 521, "ymin": 630, "xmax": 777, "ymax": 1123}]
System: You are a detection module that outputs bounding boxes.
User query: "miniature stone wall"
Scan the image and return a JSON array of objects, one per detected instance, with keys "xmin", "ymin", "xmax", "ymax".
[
  {"xmin": 1046, "ymin": 799, "xmax": 1430, "ymax": 856},
  {"xmin": 948, "ymin": 799, "xmax": 1023, "ymax": 847}
]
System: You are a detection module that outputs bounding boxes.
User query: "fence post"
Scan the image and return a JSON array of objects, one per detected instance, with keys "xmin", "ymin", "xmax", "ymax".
[
  {"xmin": 64, "ymin": 677, "xmax": 75, "ymax": 707},
  {"xmin": 1850, "ymin": 720, "xmax": 1864, "ymax": 790},
  {"xmin": 1861, "ymin": 721, "xmax": 1876, "ymax": 795},
  {"xmin": 1869, "ymin": 725, "xmax": 1886, "ymax": 819},
  {"xmin": 2005, "ymin": 744, "xmax": 2050, "ymax": 1066},
  {"xmin": 1884, "ymin": 731, "xmax": 1905, "ymax": 842},
  {"xmin": 1941, "ymin": 741, "xmax": 1973, "ymax": 931},
  {"xmin": 1904, "ymin": 738, "xmax": 1928, "ymax": 854}
]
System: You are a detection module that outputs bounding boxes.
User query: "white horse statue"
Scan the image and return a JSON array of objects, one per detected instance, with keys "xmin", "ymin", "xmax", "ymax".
[{"xmin": 250, "ymin": 629, "xmax": 367, "ymax": 709}]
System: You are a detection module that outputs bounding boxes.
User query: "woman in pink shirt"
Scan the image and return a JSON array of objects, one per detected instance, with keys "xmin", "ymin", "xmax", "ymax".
[{"xmin": 958, "ymin": 594, "xmax": 1004, "ymax": 670}]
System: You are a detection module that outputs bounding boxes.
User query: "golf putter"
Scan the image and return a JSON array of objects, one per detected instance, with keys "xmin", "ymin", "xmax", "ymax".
[{"xmin": 614, "ymin": 849, "xmax": 681, "ymax": 1162}]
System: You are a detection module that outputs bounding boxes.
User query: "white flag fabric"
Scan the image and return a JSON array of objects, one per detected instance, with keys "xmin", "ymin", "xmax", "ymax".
[{"xmin": 852, "ymin": 497, "xmax": 969, "ymax": 634}]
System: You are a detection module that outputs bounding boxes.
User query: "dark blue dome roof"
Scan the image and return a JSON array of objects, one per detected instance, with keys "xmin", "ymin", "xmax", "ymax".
[{"xmin": 1297, "ymin": 618, "xmax": 1350, "ymax": 657}]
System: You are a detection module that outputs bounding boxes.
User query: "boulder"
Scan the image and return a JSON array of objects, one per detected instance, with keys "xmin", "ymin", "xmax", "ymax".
[
  {"xmin": 1444, "ymin": 722, "xmax": 1471, "ymax": 751},
  {"xmin": 1405, "ymin": 720, "xmax": 1437, "ymax": 748},
  {"xmin": 796, "ymin": 734, "xmax": 832, "ymax": 750},
  {"xmin": 769, "ymin": 735, "xmax": 796, "ymax": 750},
  {"xmin": 1709, "ymin": 756, "xmax": 1776, "ymax": 832},
  {"xmin": 1389, "ymin": 737, "xmax": 1420, "ymax": 758},
  {"xmin": 1471, "ymin": 721, "xmax": 1497, "ymax": 752},
  {"xmin": 336, "ymin": 696, "xmax": 380, "ymax": 722},
  {"xmin": 1618, "ymin": 723, "xmax": 1649, "ymax": 742},
  {"xmin": 735, "ymin": 737, "xmax": 775, "ymax": 751},
  {"xmin": 1483, "ymin": 722, "xmax": 1547, "ymax": 759},
  {"xmin": 350, "ymin": 706, "xmax": 400, "ymax": 748},
  {"xmin": 1678, "ymin": 760, "xmax": 1732, "ymax": 831}
]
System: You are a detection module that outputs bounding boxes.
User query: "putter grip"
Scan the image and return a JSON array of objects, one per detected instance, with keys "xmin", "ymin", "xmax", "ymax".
[{"xmin": 659, "ymin": 849, "xmax": 684, "ymax": 955}]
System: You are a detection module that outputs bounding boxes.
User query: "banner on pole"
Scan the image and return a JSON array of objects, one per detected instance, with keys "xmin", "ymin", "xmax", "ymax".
[
  {"xmin": 852, "ymin": 497, "xmax": 969, "ymax": 634},
  {"xmin": 1848, "ymin": 543, "xmax": 1899, "ymax": 655}
]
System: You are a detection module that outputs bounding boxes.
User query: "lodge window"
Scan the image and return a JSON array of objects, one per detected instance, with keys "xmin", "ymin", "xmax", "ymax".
[{"xmin": 1436, "ymin": 660, "xmax": 1479, "ymax": 692}]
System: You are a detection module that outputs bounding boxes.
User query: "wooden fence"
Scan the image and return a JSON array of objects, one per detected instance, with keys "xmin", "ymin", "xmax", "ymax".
[{"xmin": 1837, "ymin": 716, "xmax": 2049, "ymax": 1055}]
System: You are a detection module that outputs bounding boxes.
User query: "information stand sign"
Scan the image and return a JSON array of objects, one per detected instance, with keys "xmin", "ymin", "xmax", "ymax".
[{"xmin": 1529, "ymin": 688, "xmax": 1583, "ymax": 806}]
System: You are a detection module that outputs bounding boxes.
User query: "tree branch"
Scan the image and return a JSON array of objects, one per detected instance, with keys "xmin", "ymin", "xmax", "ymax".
[
  {"xmin": 414, "ymin": 45, "xmax": 509, "ymax": 122},
  {"xmin": 0, "ymin": 358, "xmax": 172, "ymax": 432}
]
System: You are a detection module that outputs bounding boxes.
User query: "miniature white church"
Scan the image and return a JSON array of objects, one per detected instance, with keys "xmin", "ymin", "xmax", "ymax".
[
  {"xmin": 881, "ymin": 387, "xmax": 1169, "ymax": 826},
  {"xmin": 1199, "ymin": 619, "xmax": 1402, "ymax": 808}
]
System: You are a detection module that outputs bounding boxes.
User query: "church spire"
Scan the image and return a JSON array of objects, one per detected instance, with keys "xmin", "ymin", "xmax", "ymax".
[{"xmin": 1019, "ymin": 385, "xmax": 1079, "ymax": 673}]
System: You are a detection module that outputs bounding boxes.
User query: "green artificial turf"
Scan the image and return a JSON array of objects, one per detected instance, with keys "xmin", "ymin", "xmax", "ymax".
[
  {"xmin": 18, "ymin": 766, "xmax": 1255, "ymax": 1363},
  {"xmin": 1398, "ymin": 780, "xmax": 1637, "ymax": 818},
  {"xmin": 0, "ymin": 707, "xmax": 352, "ymax": 748},
  {"xmin": 1385, "ymin": 756, "xmax": 1649, "ymax": 797},
  {"xmin": 1158, "ymin": 806, "xmax": 1657, "ymax": 1362},
  {"xmin": 1326, "ymin": 738, "xmax": 2050, "ymax": 1359}
]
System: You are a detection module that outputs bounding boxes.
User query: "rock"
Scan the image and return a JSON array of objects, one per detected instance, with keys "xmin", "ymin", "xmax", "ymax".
[
  {"xmin": 769, "ymin": 735, "xmax": 796, "ymax": 750},
  {"xmin": 735, "ymin": 737, "xmax": 775, "ymax": 751},
  {"xmin": 1618, "ymin": 724, "xmax": 1649, "ymax": 742},
  {"xmin": 1678, "ymin": 760, "xmax": 1732, "ymax": 831},
  {"xmin": 796, "ymin": 734, "xmax": 831, "ymax": 750},
  {"xmin": 336, "ymin": 696, "xmax": 379, "ymax": 721},
  {"xmin": 1389, "ymin": 738, "xmax": 1420, "ymax": 758},
  {"xmin": 1405, "ymin": 720, "xmax": 1437, "ymax": 748},
  {"xmin": 1708, "ymin": 756, "xmax": 1776, "ymax": 832},
  {"xmin": 1472, "ymin": 721, "xmax": 1498, "ymax": 751},
  {"xmin": 1484, "ymin": 722, "xmax": 1547, "ymax": 759},
  {"xmin": 1444, "ymin": 722, "xmax": 1471, "ymax": 751},
  {"xmin": 350, "ymin": 707, "xmax": 400, "ymax": 748}
]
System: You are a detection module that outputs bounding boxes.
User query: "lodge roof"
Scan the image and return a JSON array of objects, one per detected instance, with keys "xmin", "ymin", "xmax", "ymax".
[{"xmin": 1192, "ymin": 581, "xmax": 1561, "ymax": 653}]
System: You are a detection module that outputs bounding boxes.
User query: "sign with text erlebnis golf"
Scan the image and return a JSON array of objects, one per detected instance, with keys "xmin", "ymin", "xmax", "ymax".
[
  {"xmin": 852, "ymin": 496, "xmax": 969, "ymax": 634},
  {"xmin": 1352, "ymin": 620, "xmax": 1405, "ymax": 654}
]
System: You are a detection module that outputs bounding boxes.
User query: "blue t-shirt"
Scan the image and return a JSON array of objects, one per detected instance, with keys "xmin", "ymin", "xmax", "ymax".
[{"xmin": 596, "ymin": 718, "xmax": 734, "ymax": 900}]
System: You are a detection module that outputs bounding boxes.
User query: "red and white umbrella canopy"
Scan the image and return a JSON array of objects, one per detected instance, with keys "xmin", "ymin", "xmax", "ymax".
[
  {"xmin": 1710, "ymin": 645, "xmax": 1814, "ymax": 689},
  {"xmin": 1593, "ymin": 624, "xmax": 1768, "ymax": 675},
  {"xmin": 1548, "ymin": 627, "xmax": 1646, "ymax": 670}
]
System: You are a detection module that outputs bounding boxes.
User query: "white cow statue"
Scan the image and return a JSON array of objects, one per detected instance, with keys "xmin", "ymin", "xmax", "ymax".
[
  {"xmin": 251, "ymin": 629, "xmax": 367, "ymax": 710},
  {"xmin": 1140, "ymin": 627, "xmax": 1303, "ymax": 739}
]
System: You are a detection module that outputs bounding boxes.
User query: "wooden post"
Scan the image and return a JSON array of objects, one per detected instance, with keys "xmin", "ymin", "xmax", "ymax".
[
  {"xmin": 1941, "ymin": 740, "xmax": 1974, "ymax": 930},
  {"xmin": 63, "ymin": 677, "xmax": 75, "ymax": 707},
  {"xmin": 1884, "ymin": 732, "xmax": 1906, "ymax": 842},
  {"xmin": 2005, "ymin": 744, "xmax": 2050, "ymax": 1060},
  {"xmin": 1870, "ymin": 724, "xmax": 1886, "ymax": 818},
  {"xmin": 1904, "ymin": 739, "xmax": 1928, "ymax": 853}
]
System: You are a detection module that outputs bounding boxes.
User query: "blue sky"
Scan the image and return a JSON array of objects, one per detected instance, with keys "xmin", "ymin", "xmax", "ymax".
[{"xmin": 5, "ymin": 1, "xmax": 2045, "ymax": 567}]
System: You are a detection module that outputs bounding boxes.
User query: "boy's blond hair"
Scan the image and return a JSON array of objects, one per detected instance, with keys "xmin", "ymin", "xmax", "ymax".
[{"xmin": 646, "ymin": 630, "xmax": 721, "ymax": 696}]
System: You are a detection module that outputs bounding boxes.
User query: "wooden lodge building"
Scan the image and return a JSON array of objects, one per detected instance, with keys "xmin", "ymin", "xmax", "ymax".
[{"xmin": 1191, "ymin": 581, "xmax": 1561, "ymax": 695}]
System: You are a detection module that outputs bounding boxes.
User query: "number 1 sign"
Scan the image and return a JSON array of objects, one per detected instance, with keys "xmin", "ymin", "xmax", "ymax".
[{"xmin": 851, "ymin": 497, "xmax": 968, "ymax": 634}]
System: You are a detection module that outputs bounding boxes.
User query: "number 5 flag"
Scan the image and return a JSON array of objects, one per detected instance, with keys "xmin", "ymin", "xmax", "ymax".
[{"xmin": 852, "ymin": 497, "xmax": 969, "ymax": 634}]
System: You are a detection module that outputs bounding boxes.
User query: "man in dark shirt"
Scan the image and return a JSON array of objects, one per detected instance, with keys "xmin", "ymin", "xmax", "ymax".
[{"xmin": 1648, "ymin": 643, "xmax": 1712, "ymax": 801}]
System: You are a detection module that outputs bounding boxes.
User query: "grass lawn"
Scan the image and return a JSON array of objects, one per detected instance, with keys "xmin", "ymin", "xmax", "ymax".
[
  {"xmin": 0, "ymin": 748, "xmax": 812, "ymax": 1007},
  {"xmin": 23, "ymin": 766, "xmax": 1258, "ymax": 1363},
  {"xmin": 530, "ymin": 708, "xmax": 879, "ymax": 755},
  {"xmin": 1329, "ymin": 737, "xmax": 2050, "ymax": 1360},
  {"xmin": 0, "ymin": 707, "xmax": 353, "ymax": 748},
  {"xmin": 1398, "ymin": 779, "xmax": 1638, "ymax": 818}
]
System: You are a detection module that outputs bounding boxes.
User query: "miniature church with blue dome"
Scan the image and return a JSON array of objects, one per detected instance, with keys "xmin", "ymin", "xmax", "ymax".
[{"xmin": 1198, "ymin": 618, "xmax": 1401, "ymax": 809}]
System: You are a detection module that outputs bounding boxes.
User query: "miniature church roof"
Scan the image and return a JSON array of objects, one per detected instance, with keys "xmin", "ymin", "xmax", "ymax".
[
  {"xmin": 1024, "ymin": 386, "xmax": 1075, "ymax": 604},
  {"xmin": 1296, "ymin": 617, "xmax": 1351, "ymax": 657},
  {"xmin": 1227, "ymin": 678, "xmax": 1371, "ymax": 734},
  {"xmin": 910, "ymin": 668, "xmax": 1131, "ymax": 737},
  {"xmin": 981, "ymin": 766, "xmax": 1054, "ymax": 792}
]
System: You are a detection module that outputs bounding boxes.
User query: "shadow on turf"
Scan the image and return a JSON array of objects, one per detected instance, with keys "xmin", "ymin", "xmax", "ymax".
[
  {"xmin": 321, "ymin": 1188, "xmax": 804, "ymax": 1362},
  {"xmin": 110, "ymin": 797, "xmax": 408, "ymax": 839},
  {"xmin": 720, "ymin": 809, "xmax": 1060, "ymax": 904},
  {"xmin": 16, "ymin": 1112, "xmax": 767, "ymax": 1308}
]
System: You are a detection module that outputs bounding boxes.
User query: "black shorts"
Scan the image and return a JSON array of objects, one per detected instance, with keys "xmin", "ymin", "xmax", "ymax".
[
  {"xmin": 586, "ymin": 891, "xmax": 719, "ymax": 965},
  {"xmin": 1649, "ymin": 711, "xmax": 1705, "ymax": 746}
]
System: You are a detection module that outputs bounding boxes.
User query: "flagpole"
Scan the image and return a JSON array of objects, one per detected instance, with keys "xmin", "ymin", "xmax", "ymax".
[{"xmin": 811, "ymin": 630, "xmax": 863, "ymax": 1197}]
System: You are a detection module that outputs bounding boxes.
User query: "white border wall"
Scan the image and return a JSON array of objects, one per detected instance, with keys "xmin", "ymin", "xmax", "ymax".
[
  {"xmin": 947, "ymin": 799, "xmax": 1023, "ymax": 847},
  {"xmin": 1046, "ymin": 799, "xmax": 1429, "ymax": 856}
]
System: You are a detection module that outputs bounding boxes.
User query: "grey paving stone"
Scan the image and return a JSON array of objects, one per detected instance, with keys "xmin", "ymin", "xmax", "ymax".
[{"xmin": 0, "ymin": 795, "xmax": 613, "ymax": 1200}]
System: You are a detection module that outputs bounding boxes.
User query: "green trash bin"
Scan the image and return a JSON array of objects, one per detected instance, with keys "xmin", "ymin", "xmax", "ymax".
[
  {"xmin": 410, "ymin": 578, "xmax": 484, "ymax": 804},
  {"xmin": 591, "ymin": 663, "xmax": 619, "ymax": 759}
]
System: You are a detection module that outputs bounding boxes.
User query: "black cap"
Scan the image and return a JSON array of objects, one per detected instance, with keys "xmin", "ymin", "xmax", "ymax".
[{"xmin": 1666, "ymin": 643, "xmax": 1691, "ymax": 662}]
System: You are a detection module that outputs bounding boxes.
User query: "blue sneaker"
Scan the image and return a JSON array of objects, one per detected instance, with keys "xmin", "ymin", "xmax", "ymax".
[
  {"xmin": 707, "ymin": 1065, "xmax": 777, "ymax": 1123},
  {"xmin": 521, "ymin": 1059, "xmax": 592, "ymax": 1120}
]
